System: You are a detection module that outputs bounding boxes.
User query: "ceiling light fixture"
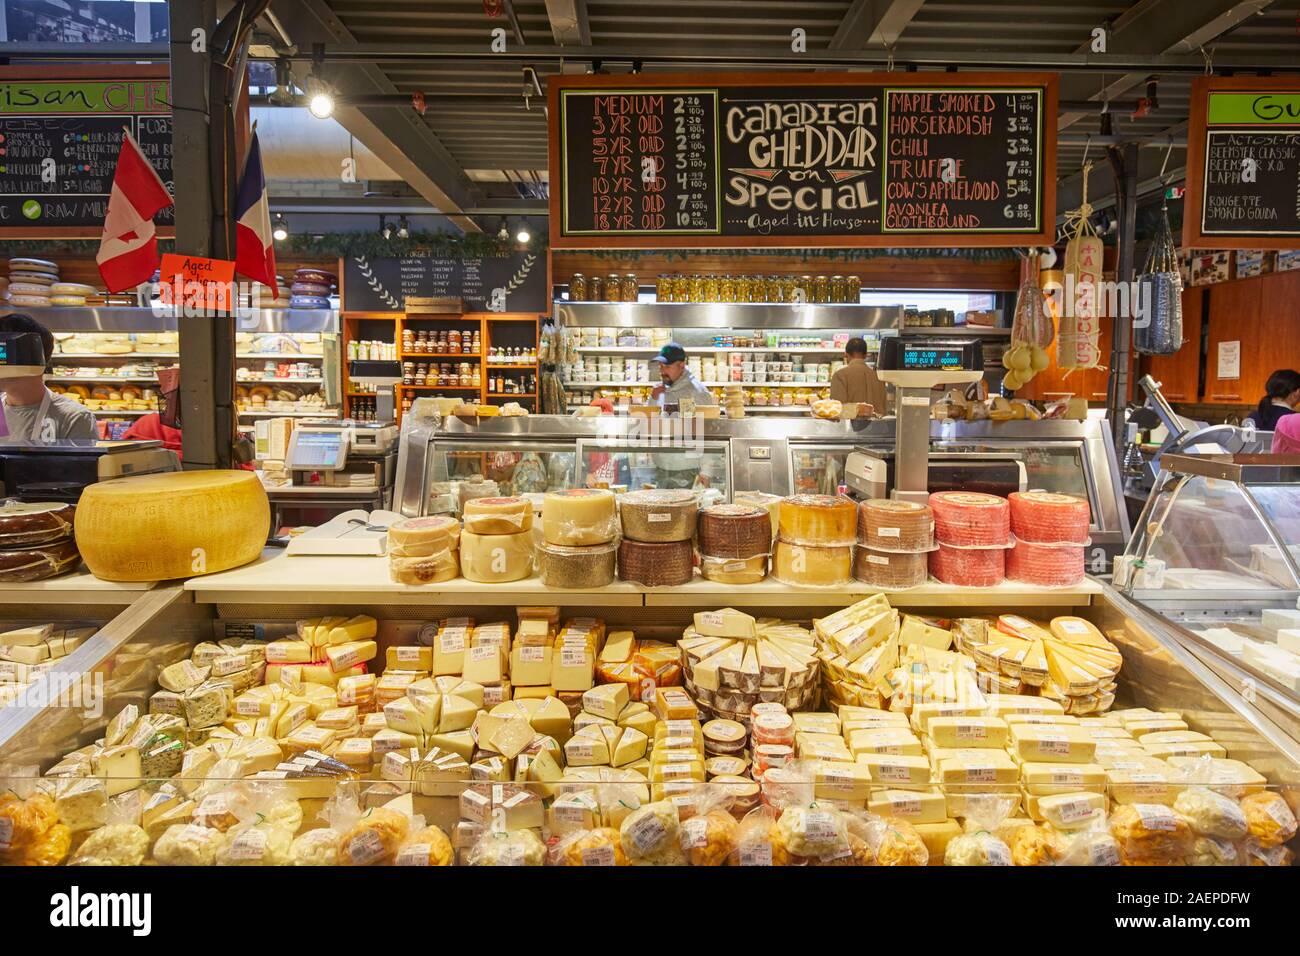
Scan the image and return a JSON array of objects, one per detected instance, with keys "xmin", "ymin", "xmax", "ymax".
[
  {"xmin": 379, "ymin": 215, "xmax": 393, "ymax": 240},
  {"xmin": 515, "ymin": 218, "xmax": 531, "ymax": 244},
  {"xmin": 497, "ymin": 217, "xmax": 509, "ymax": 240},
  {"xmin": 397, "ymin": 216, "xmax": 410, "ymax": 239},
  {"xmin": 272, "ymin": 212, "xmax": 288, "ymax": 242}
]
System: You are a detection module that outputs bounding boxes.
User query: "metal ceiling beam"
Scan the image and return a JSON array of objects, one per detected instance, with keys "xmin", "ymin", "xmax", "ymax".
[
  {"xmin": 544, "ymin": 0, "xmax": 591, "ymax": 74},
  {"xmin": 272, "ymin": 195, "xmax": 550, "ymax": 215},
  {"xmin": 1055, "ymin": 123, "xmax": 1191, "ymax": 222},
  {"xmin": 1058, "ymin": 0, "xmax": 1276, "ymax": 131},
  {"xmin": 263, "ymin": 0, "xmax": 483, "ymax": 232},
  {"xmin": 0, "ymin": 41, "xmax": 169, "ymax": 59},
  {"xmin": 821, "ymin": 0, "xmax": 925, "ymax": 72}
]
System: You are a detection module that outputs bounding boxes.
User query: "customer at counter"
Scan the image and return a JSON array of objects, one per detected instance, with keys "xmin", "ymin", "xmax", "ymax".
[
  {"xmin": 830, "ymin": 337, "xmax": 887, "ymax": 415},
  {"xmin": 0, "ymin": 312, "xmax": 96, "ymax": 443},
  {"xmin": 1246, "ymin": 369, "xmax": 1300, "ymax": 431},
  {"xmin": 650, "ymin": 343, "xmax": 716, "ymax": 412}
]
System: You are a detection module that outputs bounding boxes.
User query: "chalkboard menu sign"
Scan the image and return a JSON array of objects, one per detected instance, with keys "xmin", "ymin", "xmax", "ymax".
[
  {"xmin": 550, "ymin": 72, "xmax": 1056, "ymax": 249},
  {"xmin": 343, "ymin": 251, "xmax": 547, "ymax": 314},
  {"xmin": 0, "ymin": 71, "xmax": 172, "ymax": 237},
  {"xmin": 1185, "ymin": 77, "xmax": 1300, "ymax": 250}
]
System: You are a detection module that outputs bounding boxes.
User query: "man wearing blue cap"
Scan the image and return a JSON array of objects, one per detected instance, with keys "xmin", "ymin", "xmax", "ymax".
[{"xmin": 650, "ymin": 342, "xmax": 715, "ymax": 411}]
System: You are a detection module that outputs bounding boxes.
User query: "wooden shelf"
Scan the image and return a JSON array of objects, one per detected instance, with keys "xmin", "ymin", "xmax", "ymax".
[
  {"xmin": 401, "ymin": 352, "xmax": 480, "ymax": 359},
  {"xmin": 487, "ymin": 393, "xmax": 536, "ymax": 398},
  {"xmin": 400, "ymin": 384, "xmax": 479, "ymax": 391},
  {"xmin": 487, "ymin": 363, "xmax": 538, "ymax": 369}
]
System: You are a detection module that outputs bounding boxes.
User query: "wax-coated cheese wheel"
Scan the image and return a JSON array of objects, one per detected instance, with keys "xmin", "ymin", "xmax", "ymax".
[
  {"xmin": 0, "ymin": 538, "xmax": 80, "ymax": 582},
  {"xmin": 74, "ymin": 470, "xmax": 270, "ymax": 581},
  {"xmin": 698, "ymin": 504, "xmax": 771, "ymax": 559},
  {"xmin": 852, "ymin": 547, "xmax": 928, "ymax": 588},
  {"xmin": 929, "ymin": 543, "xmax": 1005, "ymax": 588},
  {"xmin": 699, "ymin": 553, "xmax": 767, "ymax": 584},
  {"xmin": 386, "ymin": 515, "xmax": 460, "ymax": 555},
  {"xmin": 1007, "ymin": 540, "xmax": 1085, "ymax": 587},
  {"xmin": 733, "ymin": 491, "xmax": 781, "ymax": 542},
  {"xmin": 777, "ymin": 494, "xmax": 857, "ymax": 546},
  {"xmin": 618, "ymin": 539, "xmax": 694, "ymax": 586},
  {"xmin": 0, "ymin": 501, "xmax": 75, "ymax": 547},
  {"xmin": 51, "ymin": 283, "xmax": 97, "ymax": 296},
  {"xmin": 50, "ymin": 296, "xmax": 87, "ymax": 306},
  {"xmin": 1009, "ymin": 492, "xmax": 1091, "ymax": 545},
  {"xmin": 535, "ymin": 540, "xmax": 616, "ymax": 588},
  {"xmin": 460, "ymin": 529, "xmax": 533, "ymax": 583},
  {"xmin": 5, "ymin": 294, "xmax": 49, "ymax": 308},
  {"xmin": 542, "ymin": 488, "xmax": 617, "ymax": 546},
  {"xmin": 772, "ymin": 540, "xmax": 851, "ymax": 587},
  {"xmin": 462, "ymin": 496, "xmax": 533, "ymax": 534},
  {"xmin": 8, "ymin": 257, "xmax": 58, "ymax": 273},
  {"xmin": 857, "ymin": 499, "xmax": 934, "ymax": 551},
  {"xmin": 389, "ymin": 549, "xmax": 459, "ymax": 585},
  {"xmin": 930, "ymin": 492, "xmax": 1011, "ymax": 547},
  {"xmin": 619, "ymin": 489, "xmax": 698, "ymax": 542}
]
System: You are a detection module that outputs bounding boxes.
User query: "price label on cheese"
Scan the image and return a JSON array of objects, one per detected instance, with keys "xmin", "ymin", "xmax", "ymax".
[
  {"xmin": 1134, "ymin": 803, "xmax": 1178, "ymax": 831},
  {"xmin": 279, "ymin": 666, "xmax": 303, "ymax": 692},
  {"xmin": 739, "ymin": 842, "xmax": 773, "ymax": 866},
  {"xmin": 699, "ymin": 611, "xmax": 725, "ymax": 629},
  {"xmin": 211, "ymin": 654, "xmax": 248, "ymax": 676},
  {"xmin": 468, "ymin": 644, "xmax": 496, "ymax": 663},
  {"xmin": 520, "ymin": 646, "xmax": 545, "ymax": 663},
  {"xmin": 873, "ymin": 744, "xmax": 904, "ymax": 755},
  {"xmin": 681, "ymin": 817, "xmax": 709, "ymax": 849},
  {"xmin": 722, "ymin": 561, "xmax": 747, "ymax": 572},
  {"xmin": 1265, "ymin": 799, "xmax": 1294, "ymax": 827},
  {"xmin": 382, "ymin": 751, "xmax": 409, "ymax": 777},
  {"xmin": 1036, "ymin": 734, "xmax": 1071, "ymax": 756},
  {"xmin": 396, "ymin": 647, "xmax": 422, "ymax": 663},
  {"xmin": 878, "ymin": 527, "xmax": 901, "ymax": 538},
  {"xmin": 803, "ymin": 810, "xmax": 839, "ymax": 842},
  {"xmin": 647, "ymin": 512, "xmax": 672, "ymax": 523},
  {"xmin": 347, "ymin": 829, "xmax": 388, "ymax": 865},
  {"xmin": 1050, "ymin": 770, "xmax": 1083, "ymax": 786},
  {"xmin": 196, "ymin": 794, "xmax": 228, "ymax": 817},
  {"xmin": 236, "ymin": 697, "xmax": 262, "ymax": 717},
  {"xmin": 561, "ymin": 646, "xmax": 588, "ymax": 667},
  {"xmin": 955, "ymin": 722, "xmax": 987, "ymax": 740},
  {"xmin": 0, "ymin": 663, "xmax": 15, "ymax": 682},
  {"xmin": 1057, "ymin": 799, "xmax": 1097, "ymax": 824},
  {"xmin": 1089, "ymin": 840, "xmax": 1121, "ymax": 866},
  {"xmin": 661, "ymin": 746, "xmax": 695, "ymax": 760},
  {"xmin": 665, "ymin": 719, "xmax": 695, "ymax": 736},
  {"xmin": 181, "ymin": 660, "xmax": 204, "ymax": 684},
  {"xmin": 627, "ymin": 814, "xmax": 667, "ymax": 854},
  {"xmin": 1057, "ymin": 619, "xmax": 1091, "ymax": 635},
  {"xmin": 985, "ymin": 841, "xmax": 1011, "ymax": 866},
  {"xmin": 867, "ymin": 554, "xmax": 890, "ymax": 565},
  {"xmin": 555, "ymin": 803, "xmax": 592, "ymax": 823},
  {"xmin": 0, "ymin": 817, "xmax": 12, "ymax": 851},
  {"xmin": 822, "ymin": 767, "xmax": 854, "ymax": 790},
  {"xmin": 581, "ymin": 844, "xmax": 616, "ymax": 866},
  {"xmin": 887, "ymin": 794, "xmax": 922, "ymax": 816},
  {"xmin": 440, "ymin": 629, "xmax": 467, "ymax": 652},
  {"xmin": 227, "ymin": 828, "xmax": 267, "ymax": 861},
  {"xmin": 395, "ymin": 843, "xmax": 431, "ymax": 866},
  {"xmin": 877, "ymin": 762, "xmax": 911, "ymax": 782},
  {"xmin": 483, "ymin": 686, "xmax": 506, "ymax": 707},
  {"xmin": 964, "ymin": 766, "xmax": 998, "ymax": 784},
  {"xmin": 568, "ymin": 742, "xmax": 595, "ymax": 761},
  {"xmin": 1252, "ymin": 843, "xmax": 1287, "ymax": 866}
]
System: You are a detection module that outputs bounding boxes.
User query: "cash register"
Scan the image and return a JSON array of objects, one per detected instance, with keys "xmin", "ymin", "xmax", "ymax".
[
  {"xmin": 286, "ymin": 421, "xmax": 398, "ymax": 493},
  {"xmin": 845, "ymin": 337, "xmax": 1025, "ymax": 503}
]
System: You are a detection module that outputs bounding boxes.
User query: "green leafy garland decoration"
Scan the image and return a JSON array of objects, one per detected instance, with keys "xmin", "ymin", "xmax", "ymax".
[{"xmin": 575, "ymin": 247, "xmax": 1021, "ymax": 263}]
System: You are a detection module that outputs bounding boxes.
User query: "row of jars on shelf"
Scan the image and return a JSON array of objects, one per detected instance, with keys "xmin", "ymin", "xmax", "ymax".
[
  {"xmin": 569, "ymin": 272, "xmax": 863, "ymax": 304},
  {"xmin": 403, "ymin": 362, "xmax": 480, "ymax": 388},
  {"xmin": 568, "ymin": 385, "xmax": 833, "ymax": 407},
  {"xmin": 401, "ymin": 328, "xmax": 480, "ymax": 354}
]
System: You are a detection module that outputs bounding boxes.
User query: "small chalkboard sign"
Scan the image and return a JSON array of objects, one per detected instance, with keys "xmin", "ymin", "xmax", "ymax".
[{"xmin": 343, "ymin": 251, "xmax": 547, "ymax": 314}]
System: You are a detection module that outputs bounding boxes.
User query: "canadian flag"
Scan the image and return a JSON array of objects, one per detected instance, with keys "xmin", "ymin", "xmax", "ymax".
[
  {"xmin": 96, "ymin": 130, "xmax": 173, "ymax": 293},
  {"xmin": 234, "ymin": 131, "xmax": 278, "ymax": 299}
]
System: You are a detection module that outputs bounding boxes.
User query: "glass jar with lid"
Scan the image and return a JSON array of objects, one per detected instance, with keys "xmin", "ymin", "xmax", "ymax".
[
  {"xmin": 702, "ymin": 274, "xmax": 721, "ymax": 302},
  {"xmin": 605, "ymin": 274, "xmax": 623, "ymax": 302},
  {"xmin": 812, "ymin": 275, "xmax": 831, "ymax": 303},
  {"xmin": 621, "ymin": 273, "xmax": 639, "ymax": 301},
  {"xmin": 718, "ymin": 275, "xmax": 737, "ymax": 303},
  {"xmin": 764, "ymin": 276, "xmax": 784, "ymax": 303},
  {"xmin": 569, "ymin": 273, "xmax": 587, "ymax": 301},
  {"xmin": 656, "ymin": 274, "xmax": 674, "ymax": 302},
  {"xmin": 843, "ymin": 275, "xmax": 860, "ymax": 304},
  {"xmin": 588, "ymin": 275, "xmax": 604, "ymax": 301}
]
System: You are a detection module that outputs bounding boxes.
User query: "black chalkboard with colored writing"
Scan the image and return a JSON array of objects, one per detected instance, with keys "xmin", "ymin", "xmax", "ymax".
[{"xmin": 343, "ymin": 252, "xmax": 548, "ymax": 314}]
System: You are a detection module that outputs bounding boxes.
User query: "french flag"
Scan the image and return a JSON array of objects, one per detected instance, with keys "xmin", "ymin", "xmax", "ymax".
[
  {"xmin": 235, "ymin": 130, "xmax": 279, "ymax": 300},
  {"xmin": 96, "ymin": 130, "xmax": 173, "ymax": 293}
]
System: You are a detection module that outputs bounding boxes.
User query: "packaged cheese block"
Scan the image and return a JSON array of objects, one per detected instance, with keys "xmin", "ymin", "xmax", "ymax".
[
  {"xmin": 1008, "ymin": 724, "xmax": 1097, "ymax": 764},
  {"xmin": 459, "ymin": 529, "xmax": 533, "ymax": 583},
  {"xmin": 853, "ymin": 547, "xmax": 928, "ymax": 588},
  {"xmin": 929, "ymin": 542, "xmax": 1005, "ymax": 588},
  {"xmin": 929, "ymin": 491, "xmax": 1011, "ymax": 547},
  {"xmin": 542, "ymin": 489, "xmax": 618, "ymax": 546},
  {"xmin": 0, "ymin": 538, "xmax": 81, "ymax": 582},
  {"xmin": 926, "ymin": 716, "xmax": 1009, "ymax": 750},
  {"xmin": 1007, "ymin": 539, "xmax": 1085, "ymax": 587},
  {"xmin": 0, "ymin": 501, "xmax": 76, "ymax": 548},
  {"xmin": 697, "ymin": 504, "xmax": 772, "ymax": 559},
  {"xmin": 617, "ymin": 538, "xmax": 694, "ymax": 587},
  {"xmin": 857, "ymin": 752, "xmax": 932, "ymax": 789},
  {"xmin": 772, "ymin": 540, "xmax": 851, "ymax": 587},
  {"xmin": 619, "ymin": 489, "xmax": 698, "ymax": 542},
  {"xmin": 699, "ymin": 552, "xmax": 767, "ymax": 584},
  {"xmin": 857, "ymin": 499, "xmax": 934, "ymax": 551},
  {"xmin": 868, "ymin": 787, "xmax": 948, "ymax": 824},
  {"xmin": 1009, "ymin": 491, "xmax": 1090, "ymax": 545},
  {"xmin": 778, "ymin": 494, "xmax": 857, "ymax": 546},
  {"xmin": 386, "ymin": 515, "xmax": 460, "ymax": 555},
  {"xmin": 536, "ymin": 540, "xmax": 616, "ymax": 588},
  {"xmin": 461, "ymin": 496, "xmax": 533, "ymax": 535},
  {"xmin": 389, "ymin": 548, "xmax": 459, "ymax": 585},
  {"xmin": 75, "ymin": 470, "xmax": 270, "ymax": 581}
]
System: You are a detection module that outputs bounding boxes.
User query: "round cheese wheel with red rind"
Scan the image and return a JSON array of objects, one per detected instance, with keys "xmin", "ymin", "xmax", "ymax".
[
  {"xmin": 0, "ymin": 538, "xmax": 80, "ymax": 582},
  {"xmin": 857, "ymin": 499, "xmax": 934, "ymax": 551},
  {"xmin": 1007, "ymin": 539, "xmax": 1085, "ymax": 587},
  {"xmin": 929, "ymin": 542, "xmax": 1006, "ymax": 587},
  {"xmin": 930, "ymin": 492, "xmax": 1011, "ymax": 547},
  {"xmin": 461, "ymin": 496, "xmax": 533, "ymax": 535},
  {"xmin": 0, "ymin": 501, "xmax": 75, "ymax": 547},
  {"xmin": 74, "ymin": 470, "xmax": 269, "ymax": 581},
  {"xmin": 542, "ymin": 489, "xmax": 617, "ymax": 546},
  {"xmin": 1009, "ymin": 492, "xmax": 1091, "ymax": 545},
  {"xmin": 777, "ymin": 494, "xmax": 857, "ymax": 546},
  {"xmin": 617, "ymin": 539, "xmax": 694, "ymax": 586},
  {"xmin": 386, "ymin": 515, "xmax": 460, "ymax": 551},
  {"xmin": 698, "ymin": 504, "xmax": 771, "ymax": 559}
]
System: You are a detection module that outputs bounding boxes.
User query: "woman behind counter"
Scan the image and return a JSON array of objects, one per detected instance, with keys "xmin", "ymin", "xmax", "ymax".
[{"xmin": 1247, "ymin": 369, "xmax": 1300, "ymax": 431}]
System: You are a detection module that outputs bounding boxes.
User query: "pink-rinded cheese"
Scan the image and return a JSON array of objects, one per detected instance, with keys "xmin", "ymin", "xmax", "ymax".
[
  {"xmin": 1007, "ymin": 540, "xmax": 1085, "ymax": 587},
  {"xmin": 930, "ymin": 542, "xmax": 1006, "ymax": 588},
  {"xmin": 930, "ymin": 492, "xmax": 1011, "ymax": 547},
  {"xmin": 1009, "ymin": 492, "xmax": 1091, "ymax": 545}
]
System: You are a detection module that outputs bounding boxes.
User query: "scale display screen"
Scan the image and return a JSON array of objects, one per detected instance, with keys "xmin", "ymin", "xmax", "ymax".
[
  {"xmin": 289, "ymin": 430, "xmax": 347, "ymax": 471},
  {"xmin": 902, "ymin": 346, "xmax": 967, "ymax": 370},
  {"xmin": 878, "ymin": 337, "xmax": 983, "ymax": 374}
]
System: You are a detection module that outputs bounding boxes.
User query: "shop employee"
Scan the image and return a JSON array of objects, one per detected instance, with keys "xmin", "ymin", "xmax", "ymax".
[
  {"xmin": 829, "ymin": 337, "xmax": 887, "ymax": 414},
  {"xmin": 0, "ymin": 313, "xmax": 96, "ymax": 444},
  {"xmin": 650, "ymin": 343, "xmax": 716, "ymax": 410}
]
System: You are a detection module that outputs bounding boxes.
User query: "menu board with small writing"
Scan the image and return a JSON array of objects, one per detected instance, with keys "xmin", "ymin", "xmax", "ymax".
[
  {"xmin": 0, "ymin": 74, "xmax": 172, "ymax": 235},
  {"xmin": 550, "ymin": 72, "xmax": 1056, "ymax": 248},
  {"xmin": 343, "ymin": 252, "xmax": 547, "ymax": 313},
  {"xmin": 1185, "ymin": 78, "xmax": 1300, "ymax": 249}
]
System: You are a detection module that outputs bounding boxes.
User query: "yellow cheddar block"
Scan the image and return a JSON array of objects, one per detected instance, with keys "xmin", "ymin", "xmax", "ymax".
[
  {"xmin": 910, "ymin": 701, "xmax": 984, "ymax": 736},
  {"xmin": 856, "ymin": 753, "xmax": 932, "ymax": 790},
  {"xmin": 463, "ymin": 643, "xmax": 506, "ymax": 686},
  {"xmin": 983, "ymin": 694, "xmax": 1065, "ymax": 718},
  {"xmin": 1020, "ymin": 762, "xmax": 1107, "ymax": 795},
  {"xmin": 935, "ymin": 751, "xmax": 1020, "ymax": 787},
  {"xmin": 510, "ymin": 645, "xmax": 553, "ymax": 686},
  {"xmin": 867, "ymin": 786, "xmax": 948, "ymax": 824},
  {"xmin": 926, "ymin": 716, "xmax": 1009, "ymax": 750},
  {"xmin": 847, "ymin": 727, "xmax": 923, "ymax": 758},
  {"xmin": 386, "ymin": 645, "xmax": 433, "ymax": 671},
  {"xmin": 1008, "ymin": 724, "xmax": 1097, "ymax": 764}
]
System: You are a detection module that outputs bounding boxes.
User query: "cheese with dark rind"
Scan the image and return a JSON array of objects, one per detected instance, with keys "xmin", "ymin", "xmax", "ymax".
[
  {"xmin": 617, "ymin": 539, "xmax": 694, "ymax": 586},
  {"xmin": 618, "ymin": 489, "xmax": 698, "ymax": 543},
  {"xmin": 0, "ymin": 501, "xmax": 76, "ymax": 547},
  {"xmin": 697, "ymin": 504, "xmax": 771, "ymax": 559},
  {"xmin": 0, "ymin": 538, "xmax": 80, "ymax": 582}
]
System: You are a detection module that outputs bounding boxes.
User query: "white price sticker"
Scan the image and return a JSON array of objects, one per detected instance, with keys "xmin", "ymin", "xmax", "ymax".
[
  {"xmin": 699, "ymin": 611, "xmax": 725, "ymax": 629},
  {"xmin": 739, "ymin": 842, "xmax": 773, "ymax": 866},
  {"xmin": 347, "ymin": 829, "xmax": 388, "ymax": 865},
  {"xmin": 396, "ymin": 647, "xmax": 422, "ymax": 663},
  {"xmin": 627, "ymin": 813, "xmax": 667, "ymax": 854},
  {"xmin": 878, "ymin": 527, "xmax": 901, "ymax": 538},
  {"xmin": 395, "ymin": 843, "xmax": 431, "ymax": 866},
  {"xmin": 580, "ymin": 844, "xmax": 616, "ymax": 866},
  {"xmin": 468, "ymin": 645, "xmax": 496, "ymax": 662},
  {"xmin": 227, "ymin": 828, "xmax": 267, "ymax": 861},
  {"xmin": 681, "ymin": 817, "xmax": 709, "ymax": 849},
  {"xmin": 1134, "ymin": 803, "xmax": 1178, "ymax": 831},
  {"xmin": 1089, "ymin": 840, "xmax": 1120, "ymax": 866},
  {"xmin": 647, "ymin": 513, "xmax": 671, "ymax": 523},
  {"xmin": 0, "ymin": 817, "xmax": 12, "ymax": 851},
  {"xmin": 440, "ymin": 629, "xmax": 467, "ymax": 653},
  {"xmin": 520, "ymin": 646, "xmax": 545, "ymax": 663}
]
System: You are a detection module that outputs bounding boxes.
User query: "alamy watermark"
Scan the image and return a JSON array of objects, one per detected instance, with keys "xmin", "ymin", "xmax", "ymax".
[
  {"xmin": 12, "ymin": 670, "xmax": 104, "ymax": 719},
  {"xmin": 1042, "ymin": 274, "xmax": 1161, "ymax": 329}
]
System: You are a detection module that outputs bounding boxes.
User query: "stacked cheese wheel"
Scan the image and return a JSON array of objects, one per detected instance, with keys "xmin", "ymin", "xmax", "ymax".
[
  {"xmin": 617, "ymin": 490, "xmax": 697, "ymax": 586},
  {"xmin": 772, "ymin": 494, "xmax": 855, "ymax": 587},
  {"xmin": 4, "ymin": 258, "xmax": 58, "ymax": 308},
  {"xmin": 289, "ymin": 267, "xmax": 336, "ymax": 310},
  {"xmin": 929, "ymin": 492, "xmax": 1012, "ymax": 587},
  {"xmin": 1007, "ymin": 492, "xmax": 1091, "ymax": 588},
  {"xmin": 537, "ymin": 489, "xmax": 618, "ymax": 587},
  {"xmin": 853, "ymin": 499, "xmax": 934, "ymax": 589},
  {"xmin": 0, "ymin": 502, "xmax": 80, "ymax": 582},
  {"xmin": 387, "ymin": 515, "xmax": 461, "ymax": 585},
  {"xmin": 460, "ymin": 496, "xmax": 533, "ymax": 583},
  {"xmin": 697, "ymin": 503, "xmax": 772, "ymax": 584},
  {"xmin": 679, "ymin": 607, "xmax": 820, "ymax": 721}
]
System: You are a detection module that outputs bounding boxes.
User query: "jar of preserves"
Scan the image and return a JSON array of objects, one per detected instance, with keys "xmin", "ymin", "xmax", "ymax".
[
  {"xmin": 831, "ymin": 275, "xmax": 847, "ymax": 303},
  {"xmin": 569, "ymin": 273, "xmax": 587, "ymax": 301},
  {"xmin": 656, "ymin": 274, "xmax": 674, "ymax": 302},
  {"xmin": 763, "ymin": 275, "xmax": 783, "ymax": 303},
  {"xmin": 684, "ymin": 274, "xmax": 702, "ymax": 302},
  {"xmin": 812, "ymin": 274, "xmax": 831, "ymax": 303},
  {"xmin": 719, "ymin": 275, "xmax": 737, "ymax": 303},
  {"xmin": 743, "ymin": 275, "xmax": 761, "ymax": 303},
  {"xmin": 402, "ymin": 362, "xmax": 414, "ymax": 386},
  {"xmin": 448, "ymin": 330, "xmax": 461, "ymax": 352},
  {"xmin": 621, "ymin": 273, "xmax": 639, "ymax": 301},
  {"xmin": 605, "ymin": 274, "xmax": 623, "ymax": 302},
  {"xmin": 843, "ymin": 275, "xmax": 860, "ymax": 304},
  {"xmin": 702, "ymin": 274, "xmax": 721, "ymax": 302},
  {"xmin": 588, "ymin": 275, "xmax": 604, "ymax": 301}
]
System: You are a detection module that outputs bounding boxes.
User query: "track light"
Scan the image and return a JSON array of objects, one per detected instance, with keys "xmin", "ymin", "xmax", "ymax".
[
  {"xmin": 306, "ymin": 65, "xmax": 335, "ymax": 119},
  {"xmin": 497, "ymin": 217, "xmax": 509, "ymax": 240},
  {"xmin": 515, "ymin": 218, "xmax": 531, "ymax": 244},
  {"xmin": 397, "ymin": 216, "xmax": 410, "ymax": 240},
  {"xmin": 379, "ymin": 215, "xmax": 392, "ymax": 240},
  {"xmin": 272, "ymin": 213, "xmax": 288, "ymax": 242}
]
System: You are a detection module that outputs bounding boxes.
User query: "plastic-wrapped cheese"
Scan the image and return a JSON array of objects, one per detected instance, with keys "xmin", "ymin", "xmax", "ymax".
[
  {"xmin": 699, "ymin": 553, "xmax": 767, "ymax": 584},
  {"xmin": 461, "ymin": 497, "xmax": 533, "ymax": 535},
  {"xmin": 857, "ymin": 499, "xmax": 934, "ymax": 551},
  {"xmin": 0, "ymin": 501, "xmax": 75, "ymax": 547},
  {"xmin": 1009, "ymin": 491, "xmax": 1090, "ymax": 545},
  {"xmin": 542, "ymin": 489, "xmax": 618, "ymax": 546},
  {"xmin": 930, "ymin": 492, "xmax": 1011, "ymax": 547},
  {"xmin": 619, "ymin": 489, "xmax": 698, "ymax": 542},
  {"xmin": 929, "ymin": 543, "xmax": 1005, "ymax": 587},
  {"xmin": 387, "ymin": 515, "xmax": 460, "ymax": 556},
  {"xmin": 389, "ymin": 548, "xmax": 459, "ymax": 585},
  {"xmin": 0, "ymin": 538, "xmax": 80, "ymax": 582},
  {"xmin": 618, "ymin": 539, "xmax": 694, "ymax": 586},
  {"xmin": 1007, "ymin": 540, "xmax": 1085, "ymax": 587},
  {"xmin": 772, "ymin": 540, "xmax": 851, "ymax": 587},
  {"xmin": 698, "ymin": 504, "xmax": 771, "ymax": 559},
  {"xmin": 853, "ymin": 547, "xmax": 928, "ymax": 588},
  {"xmin": 459, "ymin": 529, "xmax": 533, "ymax": 583},
  {"xmin": 535, "ymin": 540, "xmax": 616, "ymax": 588},
  {"xmin": 733, "ymin": 491, "xmax": 781, "ymax": 543},
  {"xmin": 75, "ymin": 470, "xmax": 270, "ymax": 581},
  {"xmin": 778, "ymin": 494, "xmax": 857, "ymax": 546}
]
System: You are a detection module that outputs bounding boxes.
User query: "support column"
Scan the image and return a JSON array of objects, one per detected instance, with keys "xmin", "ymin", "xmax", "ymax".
[{"xmin": 1106, "ymin": 141, "xmax": 1139, "ymax": 451}]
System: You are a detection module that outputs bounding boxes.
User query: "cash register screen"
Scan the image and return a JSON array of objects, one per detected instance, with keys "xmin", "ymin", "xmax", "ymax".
[
  {"xmin": 289, "ymin": 430, "xmax": 346, "ymax": 471},
  {"xmin": 901, "ymin": 345, "xmax": 966, "ymax": 370}
]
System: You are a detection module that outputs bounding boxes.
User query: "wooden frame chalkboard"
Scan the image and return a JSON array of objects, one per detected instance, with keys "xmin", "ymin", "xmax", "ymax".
[
  {"xmin": 0, "ymin": 64, "xmax": 172, "ymax": 240},
  {"xmin": 548, "ymin": 70, "xmax": 1057, "ymax": 250},
  {"xmin": 1185, "ymin": 75, "xmax": 1300, "ymax": 250}
]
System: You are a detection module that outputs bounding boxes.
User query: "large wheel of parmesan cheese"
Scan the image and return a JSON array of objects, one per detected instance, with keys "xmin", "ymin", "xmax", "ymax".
[{"xmin": 75, "ymin": 470, "xmax": 270, "ymax": 581}]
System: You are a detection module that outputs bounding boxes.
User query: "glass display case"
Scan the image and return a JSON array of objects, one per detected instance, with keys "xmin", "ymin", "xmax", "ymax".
[{"xmin": 577, "ymin": 439, "xmax": 730, "ymax": 496}]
